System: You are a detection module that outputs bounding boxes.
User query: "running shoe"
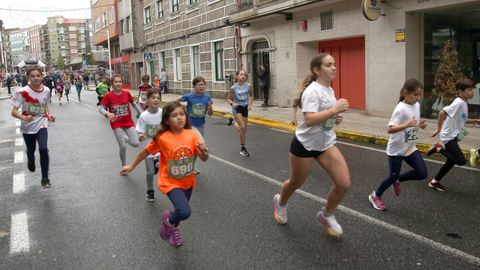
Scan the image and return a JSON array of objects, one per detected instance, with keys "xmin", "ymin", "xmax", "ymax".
[
  {"xmin": 240, "ymin": 148, "xmax": 250, "ymax": 157},
  {"xmin": 27, "ymin": 159, "xmax": 35, "ymax": 172},
  {"xmin": 470, "ymin": 148, "xmax": 478, "ymax": 168},
  {"xmin": 393, "ymin": 181, "xmax": 401, "ymax": 196},
  {"xmin": 427, "ymin": 143, "xmax": 442, "ymax": 156},
  {"xmin": 146, "ymin": 190, "xmax": 155, "ymax": 202},
  {"xmin": 41, "ymin": 179, "xmax": 51, "ymax": 189},
  {"xmin": 368, "ymin": 192, "xmax": 386, "ymax": 211},
  {"xmin": 159, "ymin": 210, "xmax": 173, "ymax": 240},
  {"xmin": 273, "ymin": 194, "xmax": 288, "ymax": 224},
  {"xmin": 316, "ymin": 210, "xmax": 343, "ymax": 237},
  {"xmin": 227, "ymin": 117, "xmax": 234, "ymax": 126},
  {"xmin": 428, "ymin": 179, "xmax": 446, "ymax": 192},
  {"xmin": 169, "ymin": 226, "xmax": 183, "ymax": 247}
]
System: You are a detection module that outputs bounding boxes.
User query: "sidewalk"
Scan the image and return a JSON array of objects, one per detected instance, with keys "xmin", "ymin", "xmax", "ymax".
[{"xmin": 159, "ymin": 93, "xmax": 479, "ymax": 156}]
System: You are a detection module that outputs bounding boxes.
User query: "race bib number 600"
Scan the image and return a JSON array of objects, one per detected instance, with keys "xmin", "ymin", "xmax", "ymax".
[
  {"xmin": 26, "ymin": 103, "xmax": 46, "ymax": 116},
  {"xmin": 168, "ymin": 158, "xmax": 195, "ymax": 179}
]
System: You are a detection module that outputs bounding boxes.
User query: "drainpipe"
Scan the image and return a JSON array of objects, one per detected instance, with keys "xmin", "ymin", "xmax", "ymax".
[{"xmin": 236, "ymin": 23, "xmax": 242, "ymax": 70}]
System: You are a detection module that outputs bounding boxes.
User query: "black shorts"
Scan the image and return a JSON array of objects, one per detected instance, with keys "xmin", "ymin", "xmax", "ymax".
[
  {"xmin": 233, "ymin": 105, "xmax": 248, "ymax": 118},
  {"xmin": 289, "ymin": 136, "xmax": 324, "ymax": 158}
]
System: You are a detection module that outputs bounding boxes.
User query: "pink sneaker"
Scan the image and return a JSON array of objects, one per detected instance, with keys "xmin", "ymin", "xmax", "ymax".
[
  {"xmin": 368, "ymin": 192, "xmax": 386, "ymax": 211},
  {"xmin": 169, "ymin": 226, "xmax": 183, "ymax": 247},
  {"xmin": 393, "ymin": 182, "xmax": 401, "ymax": 196},
  {"xmin": 159, "ymin": 210, "xmax": 173, "ymax": 240}
]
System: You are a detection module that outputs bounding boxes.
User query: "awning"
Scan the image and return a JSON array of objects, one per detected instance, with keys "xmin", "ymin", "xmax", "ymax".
[{"xmin": 16, "ymin": 60, "xmax": 46, "ymax": 68}]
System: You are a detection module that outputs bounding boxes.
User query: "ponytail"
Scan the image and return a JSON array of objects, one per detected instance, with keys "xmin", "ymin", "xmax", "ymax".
[{"xmin": 292, "ymin": 74, "xmax": 316, "ymax": 109}]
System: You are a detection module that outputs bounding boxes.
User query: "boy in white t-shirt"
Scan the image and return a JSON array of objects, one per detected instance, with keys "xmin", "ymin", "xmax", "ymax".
[
  {"xmin": 427, "ymin": 78, "xmax": 480, "ymax": 191},
  {"xmin": 10, "ymin": 66, "xmax": 56, "ymax": 188}
]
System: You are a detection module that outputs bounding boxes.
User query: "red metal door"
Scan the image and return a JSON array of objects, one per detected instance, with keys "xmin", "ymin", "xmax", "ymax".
[{"xmin": 319, "ymin": 37, "xmax": 365, "ymax": 110}]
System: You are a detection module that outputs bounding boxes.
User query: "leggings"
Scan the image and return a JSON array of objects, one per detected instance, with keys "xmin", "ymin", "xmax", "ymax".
[
  {"xmin": 145, "ymin": 157, "xmax": 155, "ymax": 191},
  {"xmin": 112, "ymin": 127, "xmax": 139, "ymax": 166},
  {"xmin": 23, "ymin": 128, "xmax": 49, "ymax": 179},
  {"xmin": 434, "ymin": 138, "xmax": 466, "ymax": 181},
  {"xmin": 167, "ymin": 188, "xmax": 193, "ymax": 226},
  {"xmin": 376, "ymin": 150, "xmax": 428, "ymax": 197}
]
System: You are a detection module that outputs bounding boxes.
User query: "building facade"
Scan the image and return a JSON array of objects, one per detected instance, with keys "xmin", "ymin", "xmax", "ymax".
[
  {"xmin": 229, "ymin": 0, "xmax": 480, "ymax": 118},
  {"xmin": 8, "ymin": 28, "xmax": 29, "ymax": 68},
  {"xmin": 28, "ymin": 24, "xmax": 43, "ymax": 61},
  {"xmin": 142, "ymin": 0, "xmax": 237, "ymax": 97}
]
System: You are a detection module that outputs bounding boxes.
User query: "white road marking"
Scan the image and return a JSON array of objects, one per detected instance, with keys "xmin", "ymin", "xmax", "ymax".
[
  {"xmin": 71, "ymin": 98, "xmax": 98, "ymax": 110},
  {"xmin": 210, "ymin": 154, "xmax": 480, "ymax": 267},
  {"xmin": 15, "ymin": 121, "xmax": 20, "ymax": 127},
  {"xmin": 16, "ymin": 128, "xmax": 20, "ymax": 135},
  {"xmin": 14, "ymin": 151, "xmax": 24, "ymax": 164},
  {"xmin": 13, "ymin": 173, "xmax": 25, "ymax": 194},
  {"xmin": 9, "ymin": 211, "xmax": 30, "ymax": 255},
  {"xmin": 15, "ymin": 138, "xmax": 23, "ymax": 146}
]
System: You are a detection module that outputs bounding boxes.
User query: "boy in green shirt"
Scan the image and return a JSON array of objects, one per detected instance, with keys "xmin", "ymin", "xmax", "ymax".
[{"xmin": 96, "ymin": 77, "xmax": 110, "ymax": 106}]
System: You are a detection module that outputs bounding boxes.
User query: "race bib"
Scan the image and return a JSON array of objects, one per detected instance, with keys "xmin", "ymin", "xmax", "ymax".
[
  {"xmin": 322, "ymin": 115, "xmax": 337, "ymax": 131},
  {"xmin": 167, "ymin": 157, "xmax": 195, "ymax": 179},
  {"xmin": 457, "ymin": 128, "xmax": 469, "ymax": 141},
  {"xmin": 113, "ymin": 104, "xmax": 129, "ymax": 117},
  {"xmin": 26, "ymin": 103, "xmax": 47, "ymax": 116},
  {"xmin": 145, "ymin": 124, "xmax": 159, "ymax": 138},
  {"xmin": 139, "ymin": 92, "xmax": 147, "ymax": 102},
  {"xmin": 191, "ymin": 103, "xmax": 206, "ymax": 118},
  {"xmin": 405, "ymin": 126, "xmax": 419, "ymax": 142}
]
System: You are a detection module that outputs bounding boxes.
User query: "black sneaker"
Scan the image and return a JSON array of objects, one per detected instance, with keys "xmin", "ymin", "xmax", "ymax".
[
  {"xmin": 428, "ymin": 180, "xmax": 446, "ymax": 192},
  {"xmin": 240, "ymin": 148, "xmax": 250, "ymax": 157},
  {"xmin": 41, "ymin": 179, "xmax": 51, "ymax": 189},
  {"xmin": 146, "ymin": 190, "xmax": 155, "ymax": 202},
  {"xmin": 227, "ymin": 117, "xmax": 234, "ymax": 126},
  {"xmin": 153, "ymin": 157, "xmax": 159, "ymax": 175},
  {"xmin": 427, "ymin": 143, "xmax": 442, "ymax": 156},
  {"xmin": 27, "ymin": 159, "xmax": 35, "ymax": 172}
]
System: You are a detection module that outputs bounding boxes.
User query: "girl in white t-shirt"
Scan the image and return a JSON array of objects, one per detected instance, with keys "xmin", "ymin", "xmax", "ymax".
[
  {"xmin": 426, "ymin": 78, "xmax": 480, "ymax": 191},
  {"xmin": 272, "ymin": 54, "xmax": 350, "ymax": 238},
  {"xmin": 136, "ymin": 88, "xmax": 162, "ymax": 202},
  {"xmin": 368, "ymin": 79, "xmax": 428, "ymax": 211},
  {"xmin": 10, "ymin": 66, "xmax": 56, "ymax": 188}
]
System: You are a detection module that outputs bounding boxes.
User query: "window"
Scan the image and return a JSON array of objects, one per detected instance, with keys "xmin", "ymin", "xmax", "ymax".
[
  {"xmin": 59, "ymin": 27, "xmax": 65, "ymax": 34},
  {"xmin": 95, "ymin": 17, "xmax": 100, "ymax": 32},
  {"xmin": 213, "ymin": 41, "xmax": 224, "ymax": 81},
  {"xmin": 68, "ymin": 26, "xmax": 76, "ymax": 31},
  {"xmin": 174, "ymin": 48, "xmax": 182, "ymax": 81},
  {"xmin": 144, "ymin": 7, "xmax": 151, "ymax": 24},
  {"xmin": 102, "ymin": 11, "xmax": 108, "ymax": 28},
  {"xmin": 157, "ymin": 0, "xmax": 164, "ymax": 18},
  {"xmin": 79, "ymin": 35, "xmax": 85, "ymax": 41},
  {"xmin": 172, "ymin": 0, "xmax": 179, "ymax": 13},
  {"xmin": 70, "ymin": 41, "xmax": 78, "ymax": 47},
  {"xmin": 69, "ymin": 34, "xmax": 77, "ymax": 39},
  {"xmin": 320, "ymin": 11, "xmax": 333, "ymax": 31},
  {"xmin": 120, "ymin": 20, "xmax": 124, "ymax": 35},
  {"xmin": 191, "ymin": 46, "xmax": 200, "ymax": 77},
  {"xmin": 80, "ymin": 43, "xmax": 86, "ymax": 48},
  {"xmin": 189, "ymin": 0, "xmax": 198, "ymax": 5},
  {"xmin": 126, "ymin": 16, "xmax": 130, "ymax": 32},
  {"xmin": 160, "ymin": 51, "xmax": 166, "ymax": 70},
  {"xmin": 110, "ymin": 6, "xmax": 115, "ymax": 24},
  {"xmin": 61, "ymin": 51, "xmax": 67, "ymax": 57},
  {"xmin": 70, "ymin": 48, "xmax": 77, "ymax": 54}
]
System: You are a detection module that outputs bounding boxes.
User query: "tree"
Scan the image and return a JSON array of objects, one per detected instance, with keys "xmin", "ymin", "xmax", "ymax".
[
  {"xmin": 55, "ymin": 55, "xmax": 65, "ymax": 70},
  {"xmin": 87, "ymin": 53, "xmax": 96, "ymax": 65},
  {"xmin": 433, "ymin": 39, "xmax": 463, "ymax": 104}
]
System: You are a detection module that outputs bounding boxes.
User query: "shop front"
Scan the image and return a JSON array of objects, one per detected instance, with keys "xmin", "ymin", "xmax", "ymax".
[{"xmin": 111, "ymin": 54, "xmax": 131, "ymax": 89}]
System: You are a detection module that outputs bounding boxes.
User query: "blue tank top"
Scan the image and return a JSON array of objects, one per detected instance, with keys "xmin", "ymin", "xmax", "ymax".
[{"xmin": 233, "ymin": 83, "xmax": 249, "ymax": 106}]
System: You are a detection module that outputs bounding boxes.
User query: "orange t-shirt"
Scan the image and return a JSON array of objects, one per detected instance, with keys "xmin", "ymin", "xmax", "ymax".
[{"xmin": 145, "ymin": 129, "xmax": 202, "ymax": 194}]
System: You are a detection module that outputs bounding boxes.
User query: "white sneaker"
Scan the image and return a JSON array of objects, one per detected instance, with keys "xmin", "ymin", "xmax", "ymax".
[
  {"xmin": 273, "ymin": 194, "xmax": 288, "ymax": 224},
  {"xmin": 317, "ymin": 210, "xmax": 343, "ymax": 237}
]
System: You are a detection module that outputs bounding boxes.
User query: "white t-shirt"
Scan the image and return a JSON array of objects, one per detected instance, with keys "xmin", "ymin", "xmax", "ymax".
[
  {"xmin": 10, "ymin": 85, "xmax": 51, "ymax": 134},
  {"xmin": 136, "ymin": 109, "xmax": 162, "ymax": 158},
  {"xmin": 440, "ymin": 97, "xmax": 468, "ymax": 143},
  {"xmin": 386, "ymin": 102, "xmax": 421, "ymax": 156},
  {"xmin": 295, "ymin": 81, "xmax": 337, "ymax": 152}
]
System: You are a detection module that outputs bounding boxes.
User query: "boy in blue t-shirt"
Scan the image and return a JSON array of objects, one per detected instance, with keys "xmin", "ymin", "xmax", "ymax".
[{"xmin": 176, "ymin": 76, "xmax": 213, "ymax": 136}]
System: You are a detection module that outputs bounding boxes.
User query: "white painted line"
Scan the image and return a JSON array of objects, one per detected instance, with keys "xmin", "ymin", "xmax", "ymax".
[
  {"xmin": 13, "ymin": 173, "xmax": 25, "ymax": 194},
  {"xmin": 15, "ymin": 121, "xmax": 20, "ymax": 127},
  {"xmin": 14, "ymin": 151, "xmax": 24, "ymax": 164},
  {"xmin": 71, "ymin": 98, "xmax": 98, "ymax": 110},
  {"xmin": 210, "ymin": 154, "xmax": 480, "ymax": 267},
  {"xmin": 9, "ymin": 211, "xmax": 30, "ymax": 255},
  {"xmin": 14, "ymin": 138, "xmax": 23, "ymax": 146},
  {"xmin": 16, "ymin": 128, "xmax": 20, "ymax": 135}
]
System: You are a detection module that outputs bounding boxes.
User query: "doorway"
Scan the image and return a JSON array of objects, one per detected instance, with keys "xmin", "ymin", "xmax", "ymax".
[{"xmin": 251, "ymin": 40, "xmax": 270, "ymax": 99}]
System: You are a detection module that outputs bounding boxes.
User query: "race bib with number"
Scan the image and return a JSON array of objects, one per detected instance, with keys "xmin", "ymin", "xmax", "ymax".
[
  {"xmin": 457, "ymin": 128, "xmax": 469, "ymax": 141},
  {"xmin": 191, "ymin": 103, "xmax": 206, "ymax": 118},
  {"xmin": 322, "ymin": 115, "xmax": 337, "ymax": 131},
  {"xmin": 145, "ymin": 124, "xmax": 159, "ymax": 138},
  {"xmin": 26, "ymin": 103, "xmax": 47, "ymax": 116},
  {"xmin": 404, "ymin": 126, "xmax": 419, "ymax": 142},
  {"xmin": 139, "ymin": 92, "xmax": 147, "ymax": 102},
  {"xmin": 113, "ymin": 104, "xmax": 129, "ymax": 117},
  {"xmin": 167, "ymin": 157, "xmax": 195, "ymax": 179}
]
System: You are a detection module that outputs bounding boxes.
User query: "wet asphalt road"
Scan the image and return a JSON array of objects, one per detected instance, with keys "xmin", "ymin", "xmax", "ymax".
[{"xmin": 0, "ymin": 89, "xmax": 479, "ymax": 269}]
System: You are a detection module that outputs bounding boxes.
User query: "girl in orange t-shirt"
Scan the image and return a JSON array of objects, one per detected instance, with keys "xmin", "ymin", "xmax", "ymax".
[{"xmin": 120, "ymin": 101, "xmax": 208, "ymax": 247}]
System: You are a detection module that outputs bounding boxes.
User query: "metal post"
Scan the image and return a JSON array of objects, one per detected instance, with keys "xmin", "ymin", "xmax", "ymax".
[{"xmin": 107, "ymin": 28, "xmax": 112, "ymax": 77}]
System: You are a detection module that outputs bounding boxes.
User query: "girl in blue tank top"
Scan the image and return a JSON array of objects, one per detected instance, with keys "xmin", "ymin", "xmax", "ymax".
[{"xmin": 226, "ymin": 70, "xmax": 253, "ymax": 157}]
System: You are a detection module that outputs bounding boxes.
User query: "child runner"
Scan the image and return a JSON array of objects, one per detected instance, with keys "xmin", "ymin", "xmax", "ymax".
[
  {"xmin": 55, "ymin": 79, "xmax": 64, "ymax": 105},
  {"xmin": 120, "ymin": 101, "xmax": 209, "ymax": 247},
  {"xmin": 136, "ymin": 88, "xmax": 162, "ymax": 202},
  {"xmin": 99, "ymin": 74, "xmax": 142, "ymax": 166},
  {"xmin": 153, "ymin": 74, "xmax": 161, "ymax": 88},
  {"xmin": 75, "ymin": 78, "xmax": 83, "ymax": 102},
  {"xmin": 427, "ymin": 78, "xmax": 480, "ymax": 191},
  {"xmin": 272, "ymin": 54, "xmax": 350, "ymax": 238},
  {"xmin": 96, "ymin": 77, "xmax": 110, "ymax": 106},
  {"xmin": 138, "ymin": 74, "xmax": 153, "ymax": 111},
  {"xmin": 64, "ymin": 76, "xmax": 71, "ymax": 102},
  {"xmin": 176, "ymin": 76, "xmax": 213, "ymax": 174},
  {"xmin": 470, "ymin": 147, "xmax": 479, "ymax": 168},
  {"xmin": 368, "ymin": 79, "xmax": 428, "ymax": 211},
  {"xmin": 10, "ymin": 66, "xmax": 56, "ymax": 188},
  {"xmin": 226, "ymin": 70, "xmax": 253, "ymax": 157}
]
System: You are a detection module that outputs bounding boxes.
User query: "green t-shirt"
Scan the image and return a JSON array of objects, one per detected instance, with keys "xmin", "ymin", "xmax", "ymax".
[{"xmin": 97, "ymin": 82, "xmax": 109, "ymax": 96}]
